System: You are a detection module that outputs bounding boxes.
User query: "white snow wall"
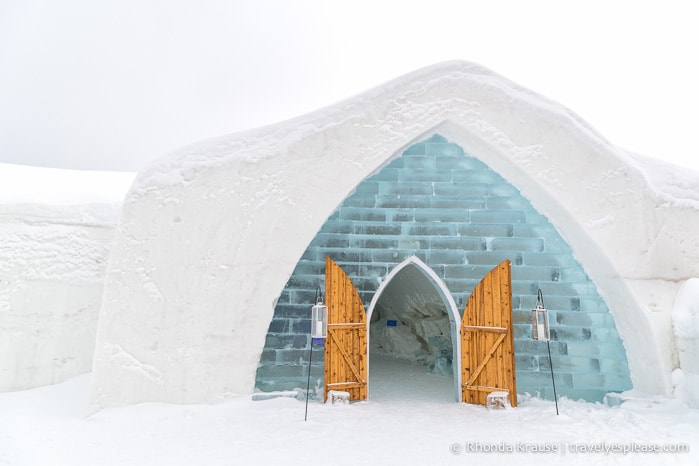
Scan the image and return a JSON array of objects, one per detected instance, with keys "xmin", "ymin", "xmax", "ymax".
[
  {"xmin": 673, "ymin": 279, "xmax": 699, "ymax": 407},
  {"xmin": 0, "ymin": 203, "xmax": 121, "ymax": 391},
  {"xmin": 90, "ymin": 61, "xmax": 699, "ymax": 408}
]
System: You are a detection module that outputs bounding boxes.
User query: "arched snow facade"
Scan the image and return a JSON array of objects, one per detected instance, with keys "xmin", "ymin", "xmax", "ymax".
[
  {"xmin": 90, "ymin": 61, "xmax": 699, "ymax": 408},
  {"xmin": 255, "ymin": 134, "xmax": 632, "ymax": 402}
]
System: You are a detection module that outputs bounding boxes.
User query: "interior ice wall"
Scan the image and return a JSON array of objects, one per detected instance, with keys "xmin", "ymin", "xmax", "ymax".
[
  {"xmin": 90, "ymin": 61, "xmax": 699, "ymax": 407},
  {"xmin": 0, "ymin": 203, "xmax": 120, "ymax": 391}
]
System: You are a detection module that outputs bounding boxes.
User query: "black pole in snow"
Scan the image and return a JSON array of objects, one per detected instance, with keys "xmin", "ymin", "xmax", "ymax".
[
  {"xmin": 547, "ymin": 340, "xmax": 559, "ymax": 415},
  {"xmin": 304, "ymin": 339, "xmax": 313, "ymax": 421}
]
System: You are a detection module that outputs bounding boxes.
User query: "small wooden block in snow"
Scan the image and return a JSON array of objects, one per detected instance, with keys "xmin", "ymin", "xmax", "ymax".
[
  {"xmin": 327, "ymin": 390, "xmax": 350, "ymax": 405},
  {"xmin": 486, "ymin": 391, "xmax": 510, "ymax": 409}
]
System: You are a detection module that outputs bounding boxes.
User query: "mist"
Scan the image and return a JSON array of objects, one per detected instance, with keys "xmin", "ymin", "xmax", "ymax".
[{"xmin": 1, "ymin": 0, "xmax": 697, "ymax": 172}]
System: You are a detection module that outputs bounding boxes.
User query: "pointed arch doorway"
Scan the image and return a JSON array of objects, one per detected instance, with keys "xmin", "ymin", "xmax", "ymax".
[
  {"xmin": 324, "ymin": 256, "xmax": 462, "ymax": 402},
  {"xmin": 324, "ymin": 256, "xmax": 516, "ymax": 405},
  {"xmin": 366, "ymin": 256, "xmax": 462, "ymax": 402}
]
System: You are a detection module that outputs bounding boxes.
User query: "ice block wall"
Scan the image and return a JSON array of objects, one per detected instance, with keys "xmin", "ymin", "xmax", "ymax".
[{"xmin": 255, "ymin": 134, "xmax": 632, "ymax": 402}]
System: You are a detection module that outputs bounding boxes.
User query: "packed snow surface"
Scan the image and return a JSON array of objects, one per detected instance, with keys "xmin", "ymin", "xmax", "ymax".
[{"xmin": 1, "ymin": 367, "xmax": 697, "ymax": 466}]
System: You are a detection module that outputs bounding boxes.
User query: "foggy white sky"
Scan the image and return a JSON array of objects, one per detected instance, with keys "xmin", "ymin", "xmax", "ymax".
[{"xmin": 1, "ymin": 0, "xmax": 697, "ymax": 173}]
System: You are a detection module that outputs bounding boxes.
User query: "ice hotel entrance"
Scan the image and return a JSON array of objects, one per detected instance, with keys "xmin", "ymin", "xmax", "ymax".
[
  {"xmin": 254, "ymin": 133, "xmax": 632, "ymax": 404},
  {"xmin": 324, "ymin": 256, "xmax": 516, "ymax": 405},
  {"xmin": 366, "ymin": 255, "xmax": 462, "ymax": 403},
  {"xmin": 89, "ymin": 63, "xmax": 686, "ymax": 411}
]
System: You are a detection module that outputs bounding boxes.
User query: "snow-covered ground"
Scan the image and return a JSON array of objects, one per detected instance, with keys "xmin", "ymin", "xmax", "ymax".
[{"xmin": 1, "ymin": 360, "xmax": 697, "ymax": 466}]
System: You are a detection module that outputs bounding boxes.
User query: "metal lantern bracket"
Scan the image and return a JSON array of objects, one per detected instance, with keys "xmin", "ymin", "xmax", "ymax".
[{"xmin": 305, "ymin": 285, "xmax": 328, "ymax": 421}]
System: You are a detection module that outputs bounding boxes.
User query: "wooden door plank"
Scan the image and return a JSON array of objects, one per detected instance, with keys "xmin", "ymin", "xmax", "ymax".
[
  {"xmin": 328, "ymin": 330, "xmax": 364, "ymax": 384},
  {"xmin": 461, "ymin": 260, "xmax": 517, "ymax": 407},
  {"xmin": 324, "ymin": 257, "xmax": 367, "ymax": 402},
  {"xmin": 463, "ymin": 333, "xmax": 507, "ymax": 386}
]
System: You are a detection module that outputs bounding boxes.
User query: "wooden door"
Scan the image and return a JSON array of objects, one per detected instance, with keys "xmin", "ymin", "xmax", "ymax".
[
  {"xmin": 324, "ymin": 257, "xmax": 367, "ymax": 402},
  {"xmin": 461, "ymin": 260, "xmax": 517, "ymax": 406}
]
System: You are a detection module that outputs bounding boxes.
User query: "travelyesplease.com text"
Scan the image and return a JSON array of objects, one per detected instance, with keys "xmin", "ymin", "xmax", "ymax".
[{"xmin": 450, "ymin": 441, "xmax": 689, "ymax": 455}]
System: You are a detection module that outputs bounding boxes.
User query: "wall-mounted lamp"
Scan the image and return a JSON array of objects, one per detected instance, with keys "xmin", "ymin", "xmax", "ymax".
[
  {"xmin": 532, "ymin": 289, "xmax": 559, "ymax": 415},
  {"xmin": 311, "ymin": 299, "xmax": 328, "ymax": 339},
  {"xmin": 531, "ymin": 295, "xmax": 550, "ymax": 342}
]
